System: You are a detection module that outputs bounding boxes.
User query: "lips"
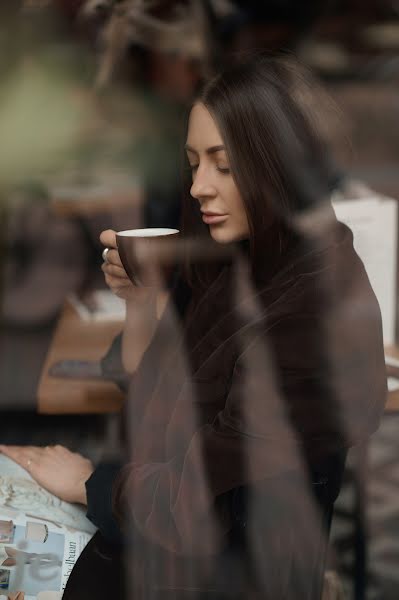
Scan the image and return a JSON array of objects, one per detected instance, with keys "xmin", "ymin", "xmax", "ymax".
[{"xmin": 201, "ymin": 212, "xmax": 228, "ymax": 225}]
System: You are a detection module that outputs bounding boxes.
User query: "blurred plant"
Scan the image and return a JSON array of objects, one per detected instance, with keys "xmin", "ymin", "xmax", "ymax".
[
  {"xmin": 0, "ymin": 60, "xmax": 89, "ymax": 189},
  {"xmin": 79, "ymin": 0, "xmax": 219, "ymax": 86},
  {"xmin": 0, "ymin": 3, "xmax": 97, "ymax": 192},
  {"xmin": 0, "ymin": 3, "xmax": 94, "ymax": 302}
]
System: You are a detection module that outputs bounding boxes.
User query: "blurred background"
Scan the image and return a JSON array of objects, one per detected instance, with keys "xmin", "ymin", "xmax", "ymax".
[{"xmin": 0, "ymin": 2, "xmax": 398, "ymax": 599}]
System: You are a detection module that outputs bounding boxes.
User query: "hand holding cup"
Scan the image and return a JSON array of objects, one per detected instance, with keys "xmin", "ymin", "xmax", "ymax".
[
  {"xmin": 100, "ymin": 227, "xmax": 179, "ymax": 302},
  {"xmin": 100, "ymin": 229, "xmax": 150, "ymax": 303},
  {"xmin": 100, "ymin": 229, "xmax": 135, "ymax": 300},
  {"xmin": 115, "ymin": 227, "xmax": 179, "ymax": 288}
]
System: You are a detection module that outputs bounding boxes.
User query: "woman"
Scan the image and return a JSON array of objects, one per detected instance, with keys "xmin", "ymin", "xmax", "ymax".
[{"xmin": 0, "ymin": 56, "xmax": 386, "ymax": 599}]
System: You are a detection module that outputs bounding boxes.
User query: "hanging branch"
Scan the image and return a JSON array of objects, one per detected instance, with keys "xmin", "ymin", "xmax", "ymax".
[{"xmin": 80, "ymin": 0, "xmax": 213, "ymax": 86}]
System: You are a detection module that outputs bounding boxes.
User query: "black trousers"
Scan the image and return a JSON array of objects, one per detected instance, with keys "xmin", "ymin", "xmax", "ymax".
[{"xmin": 63, "ymin": 532, "xmax": 126, "ymax": 599}]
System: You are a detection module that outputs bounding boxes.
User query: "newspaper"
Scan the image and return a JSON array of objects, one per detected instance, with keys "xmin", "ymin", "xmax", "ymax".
[{"xmin": 0, "ymin": 455, "xmax": 96, "ymax": 599}]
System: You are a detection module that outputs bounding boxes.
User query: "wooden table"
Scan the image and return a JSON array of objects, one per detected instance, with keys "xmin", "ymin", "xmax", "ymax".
[
  {"xmin": 37, "ymin": 302, "xmax": 125, "ymax": 414},
  {"xmin": 38, "ymin": 303, "xmax": 399, "ymax": 415}
]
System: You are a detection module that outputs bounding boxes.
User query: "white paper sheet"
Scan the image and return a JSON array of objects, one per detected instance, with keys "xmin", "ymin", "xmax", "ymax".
[{"xmin": 333, "ymin": 196, "xmax": 398, "ymax": 345}]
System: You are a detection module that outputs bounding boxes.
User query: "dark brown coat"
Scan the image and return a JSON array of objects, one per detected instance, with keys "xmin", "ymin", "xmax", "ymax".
[{"xmin": 108, "ymin": 220, "xmax": 386, "ymax": 598}]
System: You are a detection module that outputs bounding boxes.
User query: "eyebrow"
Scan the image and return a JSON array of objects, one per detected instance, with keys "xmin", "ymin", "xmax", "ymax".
[{"xmin": 184, "ymin": 144, "xmax": 226, "ymax": 155}]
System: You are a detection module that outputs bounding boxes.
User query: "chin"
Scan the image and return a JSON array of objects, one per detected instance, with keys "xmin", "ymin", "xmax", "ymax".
[
  {"xmin": 209, "ymin": 230, "xmax": 234, "ymax": 244},
  {"xmin": 210, "ymin": 226, "xmax": 247, "ymax": 245}
]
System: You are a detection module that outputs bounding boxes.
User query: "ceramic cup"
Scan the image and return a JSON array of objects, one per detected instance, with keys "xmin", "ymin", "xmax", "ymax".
[{"xmin": 116, "ymin": 228, "xmax": 179, "ymax": 287}]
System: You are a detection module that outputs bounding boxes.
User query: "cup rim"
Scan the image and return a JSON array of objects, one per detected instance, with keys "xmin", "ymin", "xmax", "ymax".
[{"xmin": 117, "ymin": 228, "xmax": 179, "ymax": 237}]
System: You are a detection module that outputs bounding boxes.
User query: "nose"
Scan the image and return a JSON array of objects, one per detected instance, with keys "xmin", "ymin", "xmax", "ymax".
[{"xmin": 190, "ymin": 165, "xmax": 217, "ymax": 202}]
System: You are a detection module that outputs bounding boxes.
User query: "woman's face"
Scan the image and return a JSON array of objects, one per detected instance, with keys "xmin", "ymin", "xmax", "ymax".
[{"xmin": 185, "ymin": 103, "xmax": 249, "ymax": 244}]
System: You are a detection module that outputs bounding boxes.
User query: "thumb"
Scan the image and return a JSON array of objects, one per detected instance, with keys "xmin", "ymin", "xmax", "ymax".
[{"xmin": 100, "ymin": 229, "xmax": 117, "ymax": 249}]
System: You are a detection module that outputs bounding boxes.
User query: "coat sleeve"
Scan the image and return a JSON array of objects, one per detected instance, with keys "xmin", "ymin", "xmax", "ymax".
[
  {"xmin": 85, "ymin": 461, "xmax": 125, "ymax": 544},
  {"xmin": 100, "ymin": 333, "xmax": 131, "ymax": 393},
  {"xmin": 111, "ymin": 335, "xmax": 306, "ymax": 556}
]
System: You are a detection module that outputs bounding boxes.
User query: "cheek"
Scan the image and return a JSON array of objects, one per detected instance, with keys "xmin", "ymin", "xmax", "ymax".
[{"xmin": 230, "ymin": 189, "xmax": 248, "ymax": 229}]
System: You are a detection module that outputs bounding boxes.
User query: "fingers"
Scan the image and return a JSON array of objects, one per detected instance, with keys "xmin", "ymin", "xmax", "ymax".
[
  {"xmin": 100, "ymin": 229, "xmax": 117, "ymax": 248},
  {"xmin": 0, "ymin": 444, "xmax": 30, "ymax": 463},
  {"xmin": 101, "ymin": 247, "xmax": 128, "ymax": 286},
  {"xmin": 104, "ymin": 271, "xmax": 130, "ymax": 287},
  {"xmin": 0, "ymin": 445, "xmax": 40, "ymax": 473},
  {"xmin": 101, "ymin": 261, "xmax": 126, "ymax": 278},
  {"xmin": 8, "ymin": 593, "xmax": 25, "ymax": 600},
  {"xmin": 0, "ymin": 444, "xmax": 67, "ymax": 471},
  {"xmin": 103, "ymin": 248, "xmax": 122, "ymax": 267},
  {"xmin": 99, "ymin": 229, "xmax": 134, "ymax": 297},
  {"xmin": 104, "ymin": 273, "xmax": 132, "ymax": 297}
]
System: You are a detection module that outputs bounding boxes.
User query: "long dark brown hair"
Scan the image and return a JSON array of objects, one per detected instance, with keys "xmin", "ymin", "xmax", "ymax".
[{"xmin": 181, "ymin": 54, "xmax": 338, "ymax": 289}]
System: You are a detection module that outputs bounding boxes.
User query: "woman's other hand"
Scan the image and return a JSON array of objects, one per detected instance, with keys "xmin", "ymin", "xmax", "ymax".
[{"xmin": 0, "ymin": 444, "xmax": 93, "ymax": 505}]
